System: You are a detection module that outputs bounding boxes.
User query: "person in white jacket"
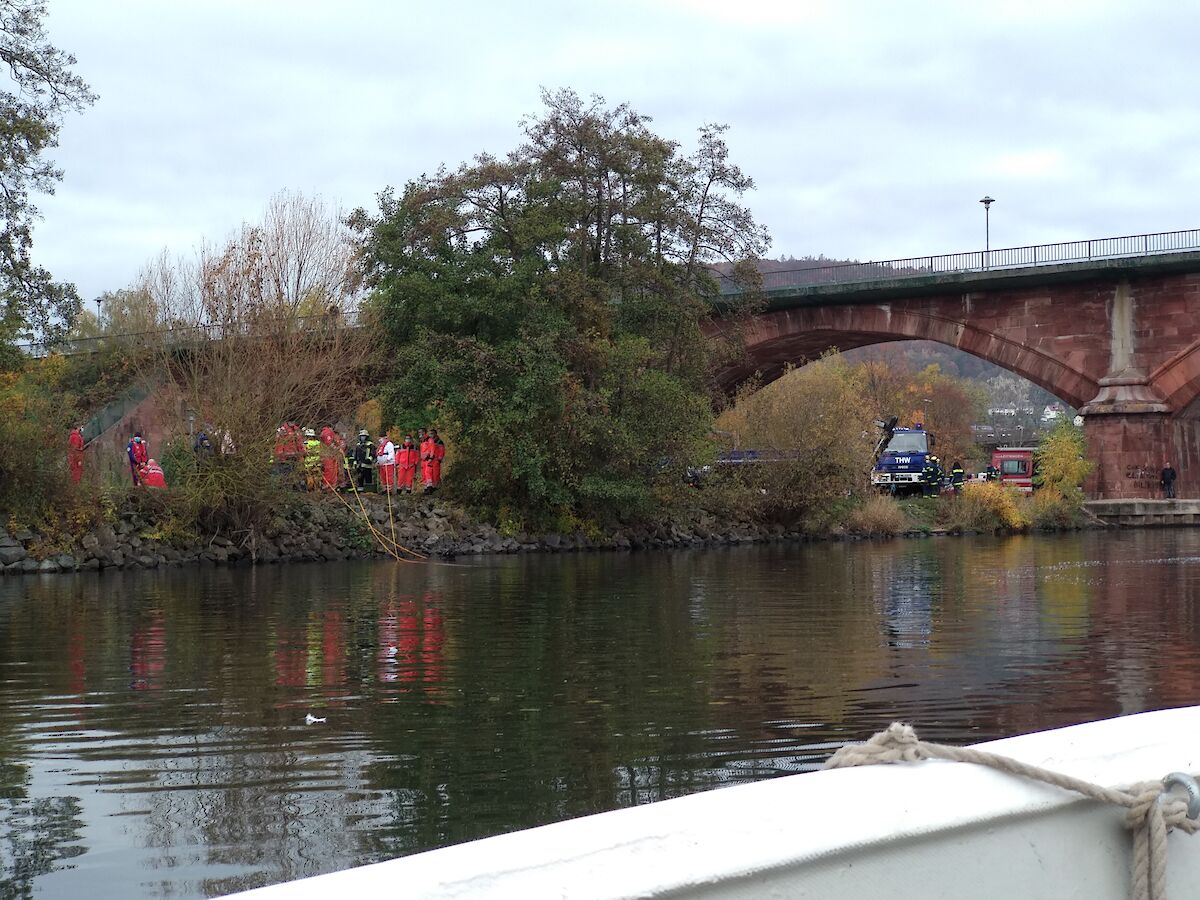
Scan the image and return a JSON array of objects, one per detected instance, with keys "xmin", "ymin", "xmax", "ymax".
[{"xmin": 376, "ymin": 433, "xmax": 396, "ymax": 494}]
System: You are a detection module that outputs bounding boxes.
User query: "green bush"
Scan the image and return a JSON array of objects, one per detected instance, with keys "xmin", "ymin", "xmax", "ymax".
[{"xmin": 0, "ymin": 356, "xmax": 80, "ymax": 520}]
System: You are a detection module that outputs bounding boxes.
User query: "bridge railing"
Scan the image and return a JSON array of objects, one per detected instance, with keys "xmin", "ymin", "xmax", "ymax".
[
  {"xmin": 15, "ymin": 307, "xmax": 363, "ymax": 359},
  {"xmin": 719, "ymin": 227, "xmax": 1200, "ymax": 294}
]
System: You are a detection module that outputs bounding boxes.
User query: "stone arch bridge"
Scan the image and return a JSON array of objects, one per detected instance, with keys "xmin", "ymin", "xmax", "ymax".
[{"xmin": 710, "ymin": 232, "xmax": 1200, "ymax": 500}]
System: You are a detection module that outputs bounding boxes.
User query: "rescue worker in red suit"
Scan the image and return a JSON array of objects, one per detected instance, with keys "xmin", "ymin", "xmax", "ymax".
[
  {"xmin": 333, "ymin": 428, "xmax": 349, "ymax": 488},
  {"xmin": 127, "ymin": 432, "xmax": 149, "ymax": 485},
  {"xmin": 319, "ymin": 425, "xmax": 340, "ymax": 492},
  {"xmin": 140, "ymin": 458, "xmax": 167, "ymax": 489},
  {"xmin": 420, "ymin": 430, "xmax": 435, "ymax": 491},
  {"xmin": 376, "ymin": 432, "xmax": 396, "ymax": 494},
  {"xmin": 68, "ymin": 426, "xmax": 85, "ymax": 483},
  {"xmin": 421, "ymin": 429, "xmax": 445, "ymax": 491},
  {"xmin": 396, "ymin": 435, "xmax": 418, "ymax": 493}
]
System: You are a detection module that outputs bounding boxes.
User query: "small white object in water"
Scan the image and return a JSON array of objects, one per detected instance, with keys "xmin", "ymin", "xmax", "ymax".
[{"xmin": 305, "ymin": 714, "xmax": 327, "ymax": 725}]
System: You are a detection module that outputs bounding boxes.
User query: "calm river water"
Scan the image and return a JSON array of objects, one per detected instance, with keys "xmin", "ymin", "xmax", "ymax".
[{"xmin": 3, "ymin": 530, "xmax": 1200, "ymax": 897}]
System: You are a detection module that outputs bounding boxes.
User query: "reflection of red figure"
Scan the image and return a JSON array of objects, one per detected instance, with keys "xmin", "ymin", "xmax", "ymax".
[
  {"xmin": 377, "ymin": 595, "xmax": 447, "ymax": 699},
  {"xmin": 421, "ymin": 598, "xmax": 445, "ymax": 688},
  {"xmin": 397, "ymin": 599, "xmax": 419, "ymax": 683},
  {"xmin": 274, "ymin": 625, "xmax": 308, "ymax": 687},
  {"xmin": 377, "ymin": 601, "xmax": 400, "ymax": 684},
  {"xmin": 130, "ymin": 609, "xmax": 166, "ymax": 690},
  {"xmin": 68, "ymin": 617, "xmax": 87, "ymax": 716},
  {"xmin": 321, "ymin": 611, "xmax": 345, "ymax": 689}
]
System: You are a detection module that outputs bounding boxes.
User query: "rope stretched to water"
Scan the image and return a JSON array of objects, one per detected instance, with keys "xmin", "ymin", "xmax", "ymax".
[
  {"xmin": 335, "ymin": 448, "xmax": 426, "ymax": 562},
  {"xmin": 824, "ymin": 723, "xmax": 1199, "ymax": 900}
]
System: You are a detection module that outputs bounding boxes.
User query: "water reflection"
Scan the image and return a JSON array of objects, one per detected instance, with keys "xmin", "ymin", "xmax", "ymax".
[{"xmin": 2, "ymin": 532, "xmax": 1200, "ymax": 896}]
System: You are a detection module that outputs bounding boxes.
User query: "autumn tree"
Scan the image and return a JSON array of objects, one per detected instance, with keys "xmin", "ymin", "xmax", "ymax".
[
  {"xmin": 351, "ymin": 89, "xmax": 769, "ymax": 527},
  {"xmin": 860, "ymin": 359, "xmax": 986, "ymax": 467},
  {"xmin": 715, "ymin": 354, "xmax": 877, "ymax": 528},
  {"xmin": 1034, "ymin": 419, "xmax": 1092, "ymax": 505},
  {"xmin": 132, "ymin": 191, "xmax": 372, "ymax": 533},
  {"xmin": 0, "ymin": 0, "xmax": 95, "ymax": 353}
]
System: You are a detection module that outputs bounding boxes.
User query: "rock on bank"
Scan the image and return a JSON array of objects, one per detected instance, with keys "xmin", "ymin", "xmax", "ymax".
[{"xmin": 0, "ymin": 496, "xmax": 804, "ymax": 575}]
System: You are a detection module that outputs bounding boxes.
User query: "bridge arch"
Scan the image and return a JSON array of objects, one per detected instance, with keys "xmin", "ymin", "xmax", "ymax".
[{"xmin": 714, "ymin": 305, "xmax": 1098, "ymax": 409}]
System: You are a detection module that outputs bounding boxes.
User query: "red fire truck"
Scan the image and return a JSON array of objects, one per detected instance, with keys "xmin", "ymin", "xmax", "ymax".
[{"xmin": 991, "ymin": 446, "xmax": 1036, "ymax": 493}]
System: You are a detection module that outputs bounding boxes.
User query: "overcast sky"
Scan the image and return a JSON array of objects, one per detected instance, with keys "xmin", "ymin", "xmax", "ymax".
[{"xmin": 30, "ymin": 0, "xmax": 1200, "ymax": 301}]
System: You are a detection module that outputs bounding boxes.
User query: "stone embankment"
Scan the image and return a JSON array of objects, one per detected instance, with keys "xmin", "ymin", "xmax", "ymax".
[{"xmin": 0, "ymin": 496, "xmax": 802, "ymax": 575}]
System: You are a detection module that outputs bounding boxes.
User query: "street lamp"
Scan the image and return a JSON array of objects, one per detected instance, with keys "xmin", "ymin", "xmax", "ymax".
[
  {"xmin": 979, "ymin": 196, "xmax": 994, "ymax": 267},
  {"xmin": 922, "ymin": 398, "xmax": 931, "ymax": 427}
]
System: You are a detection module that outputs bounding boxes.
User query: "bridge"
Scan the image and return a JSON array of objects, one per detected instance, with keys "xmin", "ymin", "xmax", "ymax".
[{"xmin": 711, "ymin": 228, "xmax": 1200, "ymax": 501}]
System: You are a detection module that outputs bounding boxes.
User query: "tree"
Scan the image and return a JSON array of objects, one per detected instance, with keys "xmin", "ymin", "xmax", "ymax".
[
  {"xmin": 1034, "ymin": 419, "xmax": 1091, "ymax": 505},
  {"xmin": 0, "ymin": 0, "xmax": 95, "ymax": 352},
  {"xmin": 351, "ymin": 89, "xmax": 769, "ymax": 527},
  {"xmin": 859, "ymin": 360, "xmax": 985, "ymax": 467},
  {"xmin": 716, "ymin": 354, "xmax": 877, "ymax": 528},
  {"xmin": 94, "ymin": 287, "xmax": 158, "ymax": 335},
  {"xmin": 130, "ymin": 191, "xmax": 372, "ymax": 533}
]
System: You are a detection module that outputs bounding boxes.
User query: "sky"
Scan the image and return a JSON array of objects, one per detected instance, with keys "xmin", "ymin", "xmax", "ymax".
[{"xmin": 29, "ymin": 0, "xmax": 1200, "ymax": 302}]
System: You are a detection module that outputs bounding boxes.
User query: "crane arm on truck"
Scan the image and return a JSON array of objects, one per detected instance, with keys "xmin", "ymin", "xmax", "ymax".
[{"xmin": 873, "ymin": 416, "xmax": 899, "ymax": 463}]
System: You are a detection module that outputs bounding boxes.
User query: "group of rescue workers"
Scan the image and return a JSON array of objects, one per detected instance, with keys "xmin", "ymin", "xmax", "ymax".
[
  {"xmin": 124, "ymin": 431, "xmax": 167, "ymax": 488},
  {"xmin": 66, "ymin": 422, "xmax": 448, "ymax": 496},
  {"xmin": 271, "ymin": 423, "xmax": 446, "ymax": 495},
  {"xmin": 920, "ymin": 456, "xmax": 977, "ymax": 497}
]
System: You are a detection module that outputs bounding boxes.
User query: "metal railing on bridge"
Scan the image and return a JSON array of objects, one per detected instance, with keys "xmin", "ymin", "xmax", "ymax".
[
  {"xmin": 15, "ymin": 307, "xmax": 363, "ymax": 359},
  {"xmin": 718, "ymin": 227, "xmax": 1200, "ymax": 294},
  {"xmin": 15, "ymin": 228, "xmax": 1200, "ymax": 354}
]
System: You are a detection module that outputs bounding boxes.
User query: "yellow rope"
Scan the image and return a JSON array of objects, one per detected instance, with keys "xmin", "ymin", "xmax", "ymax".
[
  {"xmin": 337, "ymin": 447, "xmax": 426, "ymax": 561},
  {"xmin": 385, "ymin": 461, "xmax": 399, "ymax": 552}
]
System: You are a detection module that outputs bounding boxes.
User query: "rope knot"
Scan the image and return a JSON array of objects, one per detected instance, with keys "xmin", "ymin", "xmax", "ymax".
[
  {"xmin": 1124, "ymin": 781, "xmax": 1200, "ymax": 836},
  {"xmin": 825, "ymin": 725, "xmax": 1200, "ymax": 900},
  {"xmin": 826, "ymin": 722, "xmax": 926, "ymax": 768}
]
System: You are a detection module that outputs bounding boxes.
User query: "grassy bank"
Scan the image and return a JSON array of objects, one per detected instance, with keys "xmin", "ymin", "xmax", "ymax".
[{"xmin": 842, "ymin": 485, "xmax": 1093, "ymax": 538}]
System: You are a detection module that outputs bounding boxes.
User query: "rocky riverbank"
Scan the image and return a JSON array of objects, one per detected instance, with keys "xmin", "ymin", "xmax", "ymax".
[{"xmin": 0, "ymin": 494, "xmax": 814, "ymax": 575}]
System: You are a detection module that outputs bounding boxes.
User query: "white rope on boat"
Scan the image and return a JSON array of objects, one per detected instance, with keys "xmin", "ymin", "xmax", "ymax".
[{"xmin": 824, "ymin": 723, "xmax": 1200, "ymax": 900}]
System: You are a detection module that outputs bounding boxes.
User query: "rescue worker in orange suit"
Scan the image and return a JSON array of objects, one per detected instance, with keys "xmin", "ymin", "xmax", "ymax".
[
  {"xmin": 68, "ymin": 426, "xmax": 85, "ymax": 483},
  {"xmin": 319, "ymin": 424, "xmax": 340, "ymax": 492},
  {"xmin": 396, "ymin": 434, "xmax": 418, "ymax": 493},
  {"xmin": 420, "ymin": 430, "xmax": 436, "ymax": 491},
  {"xmin": 429, "ymin": 429, "xmax": 446, "ymax": 488},
  {"xmin": 127, "ymin": 432, "xmax": 149, "ymax": 485},
  {"xmin": 376, "ymin": 432, "xmax": 396, "ymax": 494},
  {"xmin": 333, "ymin": 428, "xmax": 349, "ymax": 489},
  {"xmin": 140, "ymin": 458, "xmax": 167, "ymax": 489}
]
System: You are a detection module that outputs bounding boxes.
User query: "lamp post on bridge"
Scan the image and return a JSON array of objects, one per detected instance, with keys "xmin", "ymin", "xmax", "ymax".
[{"xmin": 979, "ymin": 196, "xmax": 994, "ymax": 269}]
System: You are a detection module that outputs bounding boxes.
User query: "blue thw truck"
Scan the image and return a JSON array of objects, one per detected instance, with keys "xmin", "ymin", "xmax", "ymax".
[{"xmin": 871, "ymin": 417, "xmax": 935, "ymax": 496}]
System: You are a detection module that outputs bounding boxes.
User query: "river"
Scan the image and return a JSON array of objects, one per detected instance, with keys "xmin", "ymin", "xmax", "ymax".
[{"xmin": 3, "ymin": 530, "xmax": 1200, "ymax": 897}]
